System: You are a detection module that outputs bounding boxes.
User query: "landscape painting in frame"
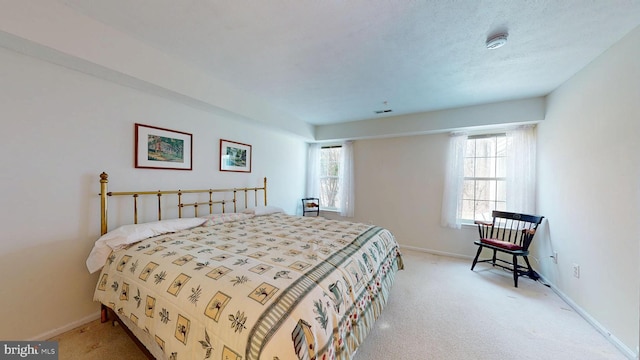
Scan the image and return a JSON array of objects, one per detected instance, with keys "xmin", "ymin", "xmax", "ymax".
[
  {"xmin": 220, "ymin": 139, "xmax": 252, "ymax": 173},
  {"xmin": 135, "ymin": 123, "xmax": 193, "ymax": 170}
]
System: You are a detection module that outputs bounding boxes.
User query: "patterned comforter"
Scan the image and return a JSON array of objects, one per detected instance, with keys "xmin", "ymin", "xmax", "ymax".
[{"xmin": 93, "ymin": 213, "xmax": 403, "ymax": 360}]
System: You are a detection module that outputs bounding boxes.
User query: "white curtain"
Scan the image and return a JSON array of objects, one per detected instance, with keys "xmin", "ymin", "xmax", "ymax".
[
  {"xmin": 306, "ymin": 143, "xmax": 321, "ymax": 199},
  {"xmin": 506, "ymin": 125, "xmax": 537, "ymax": 214},
  {"xmin": 441, "ymin": 133, "xmax": 467, "ymax": 229},
  {"xmin": 339, "ymin": 140, "xmax": 355, "ymax": 217}
]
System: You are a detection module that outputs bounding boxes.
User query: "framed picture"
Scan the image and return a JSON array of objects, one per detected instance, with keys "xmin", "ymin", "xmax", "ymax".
[
  {"xmin": 220, "ymin": 139, "xmax": 252, "ymax": 172},
  {"xmin": 135, "ymin": 123, "xmax": 193, "ymax": 170}
]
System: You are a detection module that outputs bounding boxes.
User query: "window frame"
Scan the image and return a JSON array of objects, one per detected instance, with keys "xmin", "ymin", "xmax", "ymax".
[
  {"xmin": 319, "ymin": 145, "xmax": 342, "ymax": 212},
  {"xmin": 460, "ymin": 133, "xmax": 507, "ymax": 223}
]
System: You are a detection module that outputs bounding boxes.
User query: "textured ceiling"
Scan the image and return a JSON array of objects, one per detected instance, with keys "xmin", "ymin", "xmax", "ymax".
[{"xmin": 58, "ymin": 0, "xmax": 640, "ymax": 125}]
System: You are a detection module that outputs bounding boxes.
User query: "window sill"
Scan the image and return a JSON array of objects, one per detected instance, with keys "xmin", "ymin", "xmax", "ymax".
[
  {"xmin": 320, "ymin": 208, "xmax": 340, "ymax": 213},
  {"xmin": 453, "ymin": 220, "xmax": 480, "ymax": 229}
]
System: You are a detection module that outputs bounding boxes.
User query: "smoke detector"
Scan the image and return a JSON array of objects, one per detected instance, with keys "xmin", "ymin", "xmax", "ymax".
[{"xmin": 486, "ymin": 33, "xmax": 508, "ymax": 50}]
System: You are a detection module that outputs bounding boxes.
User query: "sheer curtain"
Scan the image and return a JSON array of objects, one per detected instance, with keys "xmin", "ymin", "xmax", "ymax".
[
  {"xmin": 506, "ymin": 125, "xmax": 537, "ymax": 214},
  {"xmin": 306, "ymin": 143, "xmax": 321, "ymax": 199},
  {"xmin": 441, "ymin": 133, "xmax": 468, "ymax": 229},
  {"xmin": 339, "ymin": 140, "xmax": 355, "ymax": 217}
]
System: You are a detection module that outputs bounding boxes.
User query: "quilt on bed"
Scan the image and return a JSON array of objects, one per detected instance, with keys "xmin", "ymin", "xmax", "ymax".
[{"xmin": 93, "ymin": 213, "xmax": 403, "ymax": 360}]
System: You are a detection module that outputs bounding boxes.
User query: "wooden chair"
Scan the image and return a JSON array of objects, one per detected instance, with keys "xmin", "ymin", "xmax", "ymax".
[
  {"xmin": 301, "ymin": 197, "xmax": 320, "ymax": 216},
  {"xmin": 470, "ymin": 211, "xmax": 544, "ymax": 287}
]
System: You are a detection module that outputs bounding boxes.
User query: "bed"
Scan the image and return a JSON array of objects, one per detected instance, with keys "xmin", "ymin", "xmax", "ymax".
[{"xmin": 88, "ymin": 172, "xmax": 404, "ymax": 360}]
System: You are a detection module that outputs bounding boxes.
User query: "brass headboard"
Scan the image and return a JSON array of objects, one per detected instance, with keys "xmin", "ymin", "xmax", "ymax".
[{"xmin": 99, "ymin": 172, "xmax": 267, "ymax": 235}]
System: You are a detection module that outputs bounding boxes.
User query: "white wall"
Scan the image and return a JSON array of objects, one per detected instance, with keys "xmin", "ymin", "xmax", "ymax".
[
  {"xmin": 324, "ymin": 100, "xmax": 546, "ymax": 257},
  {"xmin": 534, "ymin": 26, "xmax": 640, "ymax": 354},
  {"xmin": 0, "ymin": 46, "xmax": 307, "ymax": 340},
  {"xmin": 347, "ymin": 135, "xmax": 478, "ymax": 256},
  {"xmin": 320, "ymin": 97, "xmax": 548, "ymax": 257}
]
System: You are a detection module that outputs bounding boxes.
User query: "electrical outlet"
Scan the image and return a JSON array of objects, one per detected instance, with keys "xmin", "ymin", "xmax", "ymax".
[{"xmin": 572, "ymin": 264, "xmax": 580, "ymax": 278}]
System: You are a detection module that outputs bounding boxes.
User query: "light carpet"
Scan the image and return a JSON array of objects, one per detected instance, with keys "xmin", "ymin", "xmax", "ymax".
[{"xmin": 50, "ymin": 249, "xmax": 628, "ymax": 359}]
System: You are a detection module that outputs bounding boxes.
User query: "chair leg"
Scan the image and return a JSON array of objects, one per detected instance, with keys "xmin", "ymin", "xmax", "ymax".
[
  {"xmin": 513, "ymin": 254, "xmax": 519, "ymax": 287},
  {"xmin": 471, "ymin": 246, "xmax": 483, "ymax": 270},
  {"xmin": 491, "ymin": 250, "xmax": 497, "ymax": 266},
  {"xmin": 523, "ymin": 256, "xmax": 534, "ymax": 278},
  {"xmin": 523, "ymin": 256, "xmax": 540, "ymax": 281}
]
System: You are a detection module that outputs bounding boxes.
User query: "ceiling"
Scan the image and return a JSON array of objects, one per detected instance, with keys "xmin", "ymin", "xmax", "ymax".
[{"xmin": 58, "ymin": 0, "xmax": 640, "ymax": 126}]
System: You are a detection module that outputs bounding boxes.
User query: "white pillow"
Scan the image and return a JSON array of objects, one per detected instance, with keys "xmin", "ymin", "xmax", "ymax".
[
  {"xmin": 86, "ymin": 217, "xmax": 206, "ymax": 274},
  {"xmin": 242, "ymin": 205, "xmax": 284, "ymax": 216},
  {"xmin": 199, "ymin": 212, "xmax": 254, "ymax": 226}
]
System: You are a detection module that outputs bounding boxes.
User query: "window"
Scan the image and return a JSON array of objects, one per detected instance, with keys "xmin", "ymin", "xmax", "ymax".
[
  {"xmin": 307, "ymin": 141, "xmax": 354, "ymax": 217},
  {"xmin": 319, "ymin": 146, "xmax": 342, "ymax": 211},
  {"xmin": 442, "ymin": 126, "xmax": 536, "ymax": 229},
  {"xmin": 461, "ymin": 134, "xmax": 507, "ymax": 222}
]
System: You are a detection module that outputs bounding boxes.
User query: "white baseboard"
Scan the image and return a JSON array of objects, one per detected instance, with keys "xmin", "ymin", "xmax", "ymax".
[
  {"xmin": 400, "ymin": 244, "xmax": 473, "ymax": 260},
  {"xmin": 401, "ymin": 245, "xmax": 637, "ymax": 360},
  {"xmin": 30, "ymin": 311, "xmax": 101, "ymax": 341},
  {"xmin": 535, "ymin": 274, "xmax": 636, "ymax": 360}
]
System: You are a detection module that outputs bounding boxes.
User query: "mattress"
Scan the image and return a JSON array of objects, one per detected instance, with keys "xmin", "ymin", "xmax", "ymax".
[{"xmin": 92, "ymin": 212, "xmax": 403, "ymax": 360}]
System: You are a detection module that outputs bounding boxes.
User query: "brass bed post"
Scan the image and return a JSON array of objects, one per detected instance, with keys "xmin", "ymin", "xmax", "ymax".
[
  {"xmin": 157, "ymin": 192, "xmax": 162, "ymax": 221},
  {"xmin": 133, "ymin": 194, "xmax": 138, "ymax": 224},
  {"xmin": 233, "ymin": 190, "xmax": 237, "ymax": 213},
  {"xmin": 99, "ymin": 172, "xmax": 109, "ymax": 325},
  {"xmin": 264, "ymin": 177, "xmax": 268, "ymax": 205},
  {"xmin": 100, "ymin": 172, "xmax": 109, "ymax": 235}
]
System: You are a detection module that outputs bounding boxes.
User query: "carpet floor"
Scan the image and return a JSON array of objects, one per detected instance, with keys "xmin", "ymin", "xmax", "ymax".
[{"xmin": 50, "ymin": 249, "xmax": 629, "ymax": 360}]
